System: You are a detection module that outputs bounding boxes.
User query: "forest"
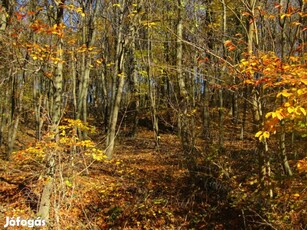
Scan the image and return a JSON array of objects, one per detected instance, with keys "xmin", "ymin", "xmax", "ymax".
[{"xmin": 0, "ymin": 0, "xmax": 306, "ymax": 229}]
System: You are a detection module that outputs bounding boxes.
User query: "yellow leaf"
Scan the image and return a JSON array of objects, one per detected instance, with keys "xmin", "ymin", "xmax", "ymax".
[
  {"xmin": 292, "ymin": 21, "xmax": 302, "ymax": 26},
  {"xmin": 300, "ymin": 107, "xmax": 306, "ymax": 116},
  {"xmin": 76, "ymin": 7, "xmax": 82, "ymax": 13},
  {"xmin": 287, "ymin": 107, "xmax": 295, "ymax": 113},
  {"xmin": 263, "ymin": 131, "xmax": 270, "ymax": 139},
  {"xmin": 278, "ymin": 90, "xmax": 292, "ymax": 98},
  {"xmin": 281, "ymin": 13, "xmax": 291, "ymax": 20},
  {"xmin": 81, "ymin": 12, "xmax": 85, "ymax": 17},
  {"xmin": 301, "ymin": 79, "xmax": 307, "ymax": 85},
  {"xmin": 282, "ymin": 91, "xmax": 292, "ymax": 97},
  {"xmin": 259, "ymin": 135, "xmax": 265, "ymax": 142},
  {"xmin": 265, "ymin": 112, "xmax": 273, "ymax": 119},
  {"xmin": 92, "ymin": 153, "xmax": 102, "ymax": 161},
  {"xmin": 65, "ymin": 179, "xmax": 73, "ymax": 187},
  {"xmin": 284, "ymin": 102, "xmax": 291, "ymax": 107},
  {"xmin": 276, "ymin": 111, "xmax": 284, "ymax": 120},
  {"xmin": 255, "ymin": 131, "xmax": 262, "ymax": 138},
  {"xmin": 244, "ymin": 79, "xmax": 253, "ymax": 84},
  {"xmin": 297, "ymin": 158, "xmax": 307, "ymax": 173},
  {"xmin": 297, "ymin": 89, "xmax": 303, "ymax": 96},
  {"xmin": 241, "ymin": 59, "xmax": 249, "ymax": 66}
]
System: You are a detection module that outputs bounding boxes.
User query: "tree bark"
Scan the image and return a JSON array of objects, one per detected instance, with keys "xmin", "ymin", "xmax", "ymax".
[
  {"xmin": 77, "ymin": 1, "xmax": 99, "ymax": 138},
  {"xmin": 105, "ymin": 0, "xmax": 126, "ymax": 159},
  {"xmin": 38, "ymin": 0, "xmax": 65, "ymax": 222},
  {"xmin": 278, "ymin": 0, "xmax": 292, "ymax": 176},
  {"xmin": 176, "ymin": 0, "xmax": 193, "ymax": 153}
]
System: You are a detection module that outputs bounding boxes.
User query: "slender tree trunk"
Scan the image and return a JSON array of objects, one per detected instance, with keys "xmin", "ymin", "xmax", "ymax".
[
  {"xmin": 0, "ymin": 0, "xmax": 12, "ymax": 31},
  {"xmin": 77, "ymin": 1, "xmax": 98, "ymax": 138},
  {"xmin": 0, "ymin": 104, "xmax": 4, "ymax": 146},
  {"xmin": 7, "ymin": 75, "xmax": 20, "ymax": 157},
  {"xmin": 232, "ymin": 86, "xmax": 238, "ymax": 125},
  {"xmin": 101, "ymin": 66, "xmax": 109, "ymax": 132},
  {"xmin": 202, "ymin": 79, "xmax": 210, "ymax": 139},
  {"xmin": 105, "ymin": 74, "xmax": 125, "ymax": 159},
  {"xmin": 7, "ymin": 47, "xmax": 27, "ymax": 158},
  {"xmin": 176, "ymin": 0, "xmax": 193, "ymax": 153},
  {"xmin": 278, "ymin": 0, "xmax": 292, "ymax": 176},
  {"xmin": 218, "ymin": 87, "xmax": 224, "ymax": 150},
  {"xmin": 129, "ymin": 25, "xmax": 140, "ymax": 137},
  {"xmin": 34, "ymin": 74, "xmax": 43, "ymax": 141},
  {"xmin": 105, "ymin": 0, "xmax": 126, "ymax": 159},
  {"xmin": 38, "ymin": 1, "xmax": 65, "ymax": 222},
  {"xmin": 240, "ymin": 86, "xmax": 248, "ymax": 140},
  {"xmin": 149, "ymin": 77, "xmax": 159, "ymax": 148},
  {"xmin": 246, "ymin": 0, "xmax": 272, "ymax": 198},
  {"xmin": 146, "ymin": 8, "xmax": 159, "ymax": 147},
  {"xmin": 218, "ymin": 0, "xmax": 228, "ymax": 151}
]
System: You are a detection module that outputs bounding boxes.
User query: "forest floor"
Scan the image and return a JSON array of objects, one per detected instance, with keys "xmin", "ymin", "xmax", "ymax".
[{"xmin": 0, "ymin": 125, "xmax": 306, "ymax": 229}]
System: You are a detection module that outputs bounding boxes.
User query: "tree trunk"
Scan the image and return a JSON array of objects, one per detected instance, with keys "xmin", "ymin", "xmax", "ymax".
[
  {"xmin": 105, "ymin": 0, "xmax": 126, "ymax": 159},
  {"xmin": 218, "ymin": 0, "xmax": 227, "ymax": 152},
  {"xmin": 105, "ymin": 74, "xmax": 125, "ymax": 159},
  {"xmin": 77, "ymin": 1, "xmax": 99, "ymax": 138},
  {"xmin": 176, "ymin": 0, "xmax": 193, "ymax": 153},
  {"xmin": 247, "ymin": 0, "xmax": 272, "ymax": 198},
  {"xmin": 278, "ymin": 0, "xmax": 292, "ymax": 176},
  {"xmin": 202, "ymin": 79, "xmax": 210, "ymax": 139},
  {"xmin": 7, "ymin": 75, "xmax": 22, "ymax": 157},
  {"xmin": 0, "ymin": 0, "xmax": 12, "ymax": 31},
  {"xmin": 240, "ymin": 86, "xmax": 248, "ymax": 140},
  {"xmin": 38, "ymin": 0, "xmax": 65, "ymax": 222},
  {"xmin": 129, "ymin": 25, "xmax": 140, "ymax": 137}
]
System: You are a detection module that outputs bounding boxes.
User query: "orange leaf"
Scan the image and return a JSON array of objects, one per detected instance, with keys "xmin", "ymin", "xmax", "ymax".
[{"xmin": 224, "ymin": 40, "xmax": 233, "ymax": 47}]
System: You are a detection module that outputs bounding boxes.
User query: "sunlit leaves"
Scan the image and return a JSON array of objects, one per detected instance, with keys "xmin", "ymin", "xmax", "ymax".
[
  {"xmin": 12, "ymin": 119, "xmax": 104, "ymax": 163},
  {"xmin": 301, "ymin": 79, "xmax": 307, "ymax": 85},
  {"xmin": 255, "ymin": 131, "xmax": 270, "ymax": 142},
  {"xmin": 265, "ymin": 110, "xmax": 285, "ymax": 121},
  {"xmin": 92, "ymin": 149, "xmax": 106, "ymax": 161},
  {"xmin": 25, "ymin": 20, "xmax": 67, "ymax": 65},
  {"xmin": 142, "ymin": 20, "xmax": 158, "ymax": 28},
  {"xmin": 280, "ymin": 13, "xmax": 291, "ymax": 20},
  {"xmin": 277, "ymin": 90, "xmax": 292, "ymax": 98},
  {"xmin": 65, "ymin": 179, "xmax": 73, "ymax": 187},
  {"xmin": 46, "ymin": 23, "xmax": 66, "ymax": 37},
  {"xmin": 29, "ymin": 20, "xmax": 65, "ymax": 37},
  {"xmin": 224, "ymin": 40, "xmax": 237, "ymax": 51},
  {"xmin": 239, "ymin": 52, "xmax": 307, "ymax": 141},
  {"xmin": 26, "ymin": 42, "xmax": 65, "ymax": 64},
  {"xmin": 64, "ymin": 4, "xmax": 85, "ymax": 17},
  {"xmin": 297, "ymin": 158, "xmax": 307, "ymax": 173},
  {"xmin": 76, "ymin": 44, "xmax": 98, "ymax": 54}
]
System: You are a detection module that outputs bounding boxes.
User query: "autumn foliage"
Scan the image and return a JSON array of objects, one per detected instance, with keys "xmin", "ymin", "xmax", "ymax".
[{"xmin": 0, "ymin": 0, "xmax": 306, "ymax": 229}]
